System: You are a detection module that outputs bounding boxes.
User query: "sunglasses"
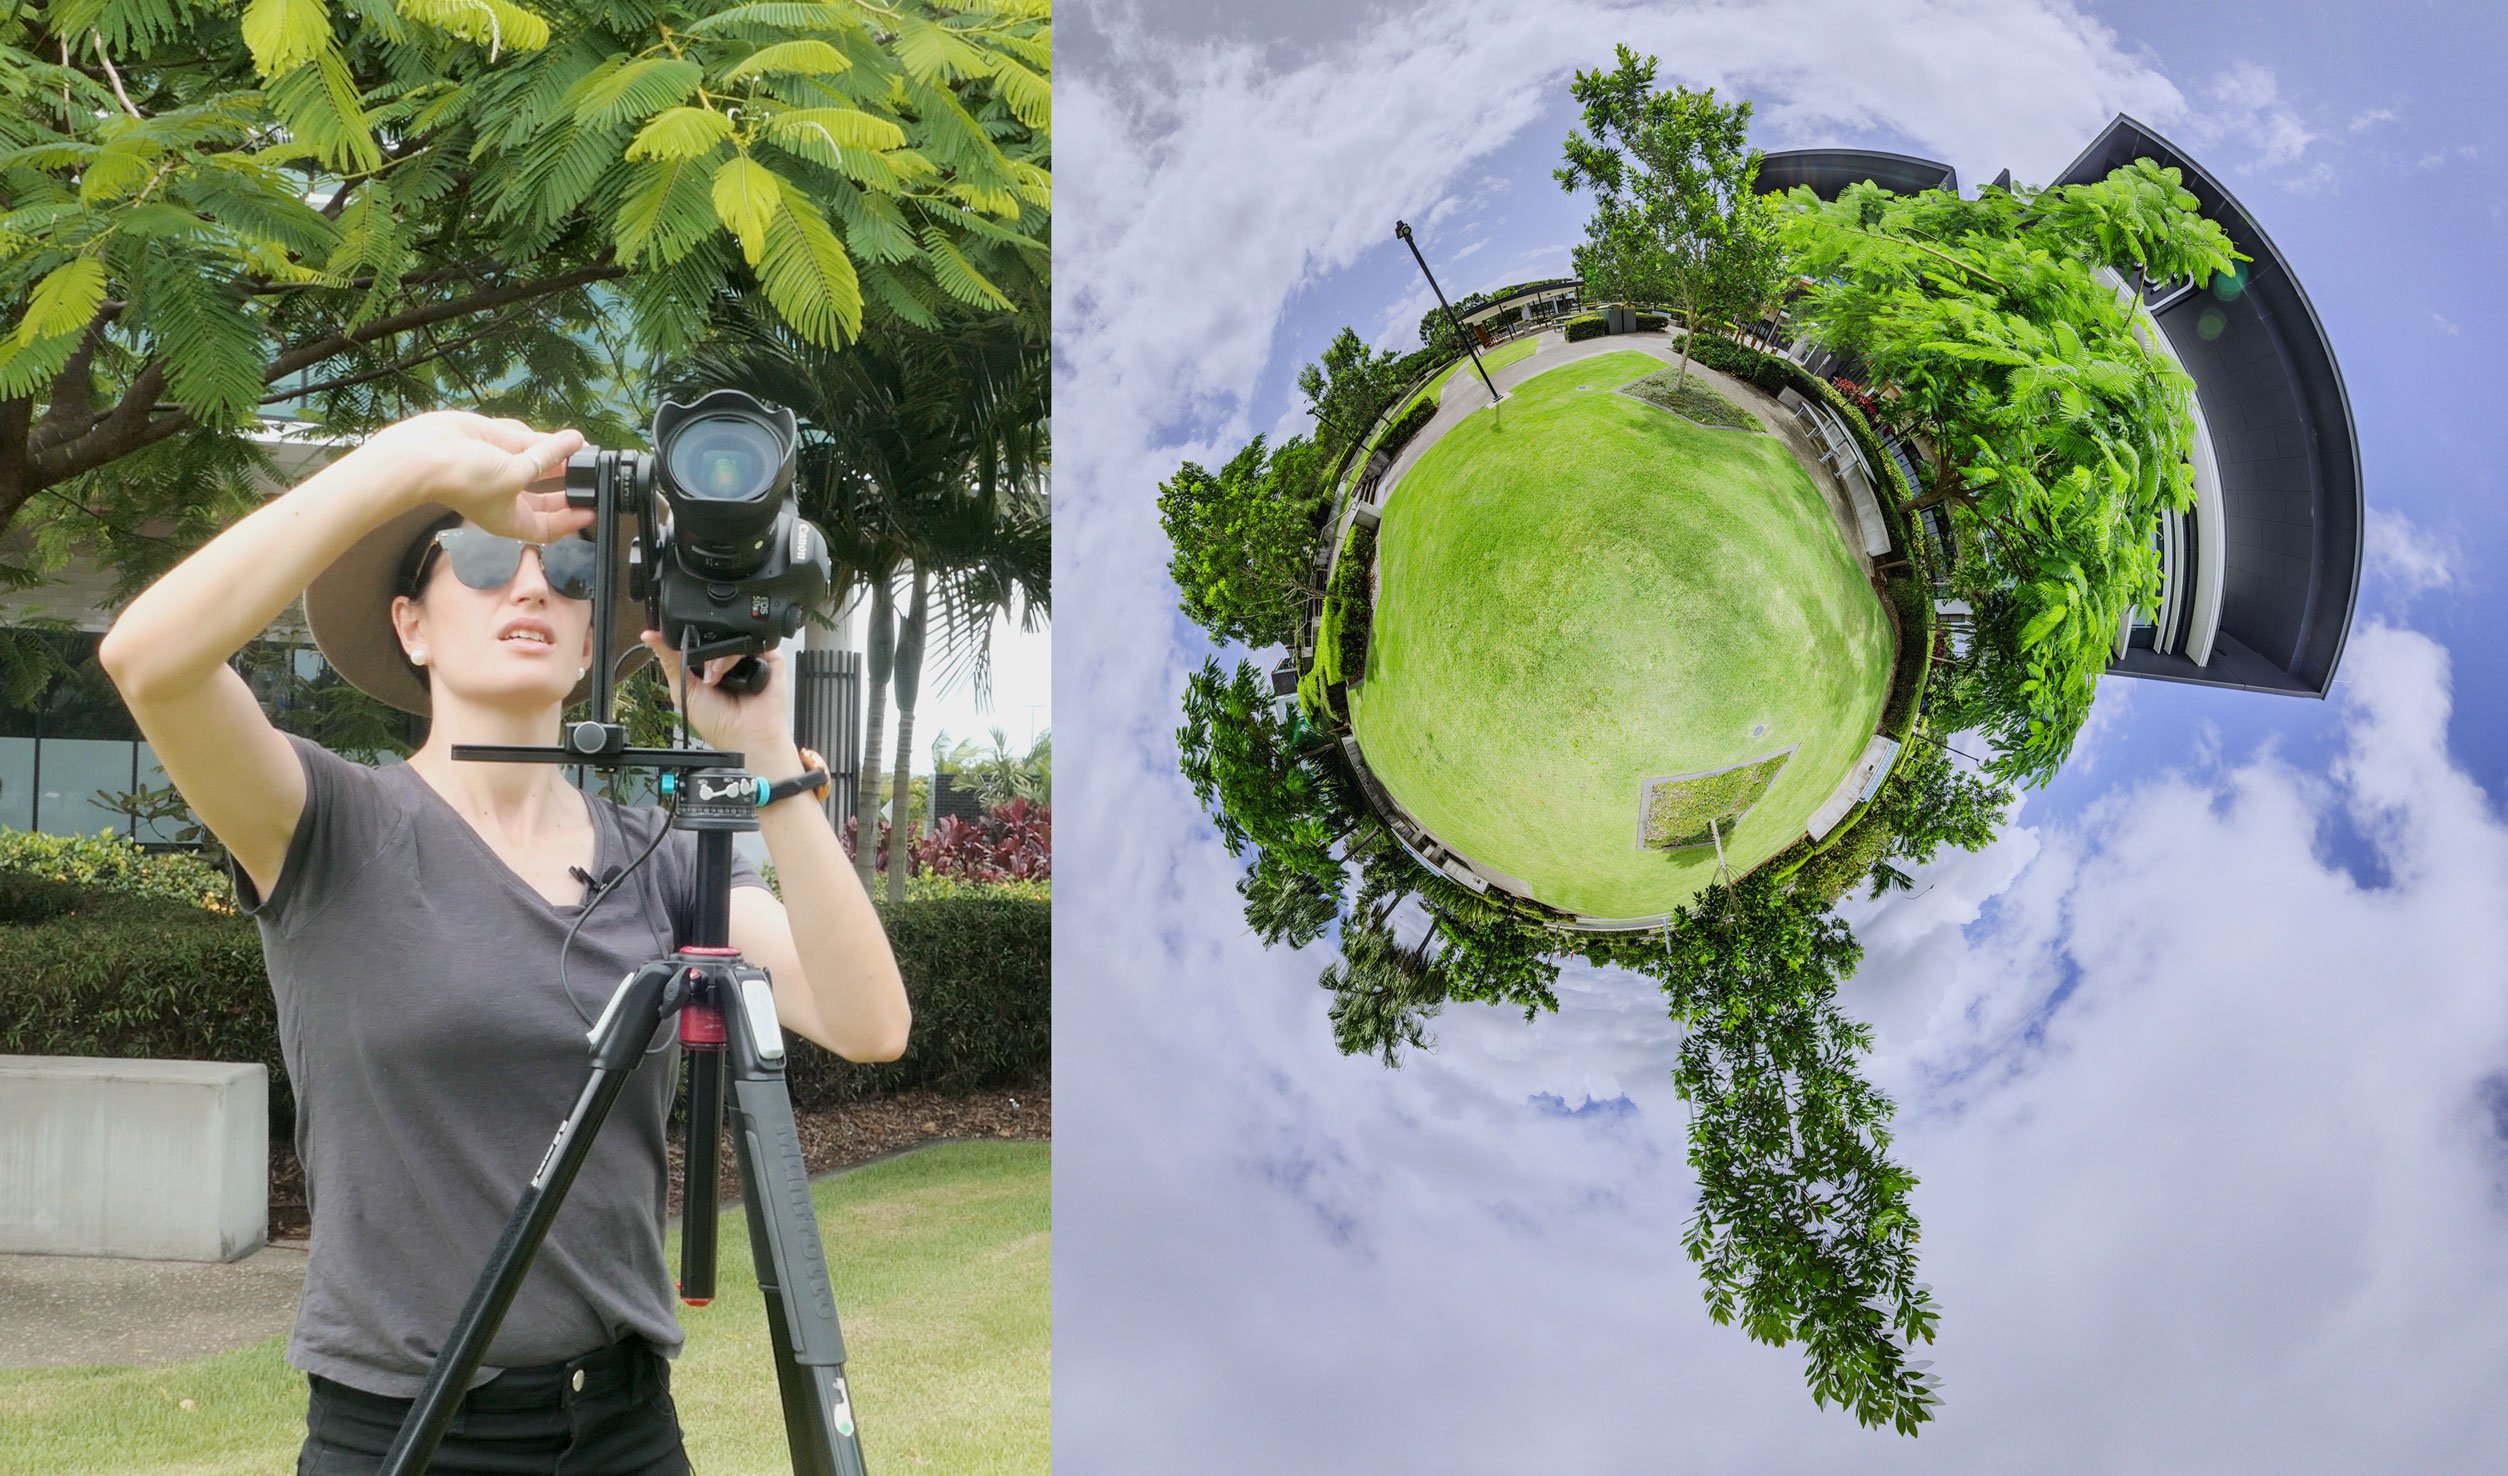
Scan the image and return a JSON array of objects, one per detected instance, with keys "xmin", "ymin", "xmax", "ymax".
[{"xmin": 410, "ymin": 527, "xmax": 599, "ymax": 602}]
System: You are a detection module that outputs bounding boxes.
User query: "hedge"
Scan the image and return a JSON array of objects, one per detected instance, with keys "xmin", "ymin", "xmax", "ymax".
[
  {"xmin": 0, "ymin": 890, "xmax": 1051, "ymax": 1129},
  {"xmin": 1330, "ymin": 524, "xmax": 1377, "ymax": 684},
  {"xmin": 1563, "ymin": 313, "xmax": 1608, "ymax": 343},
  {"xmin": 1878, "ymin": 570, "xmax": 1936, "ymax": 742},
  {"xmin": 1375, "ymin": 396, "xmax": 1438, "ymax": 458},
  {"xmin": 0, "ymin": 830, "xmax": 234, "ymax": 911},
  {"xmin": 1683, "ymin": 334, "xmax": 1765, "ymax": 377},
  {"xmin": 1633, "ymin": 312, "xmax": 1668, "ymax": 332}
]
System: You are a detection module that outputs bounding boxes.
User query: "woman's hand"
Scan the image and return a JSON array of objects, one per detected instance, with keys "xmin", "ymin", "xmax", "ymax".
[
  {"xmin": 358, "ymin": 412, "xmax": 591, "ymax": 541},
  {"xmin": 639, "ymin": 631, "xmax": 802, "ymax": 768}
]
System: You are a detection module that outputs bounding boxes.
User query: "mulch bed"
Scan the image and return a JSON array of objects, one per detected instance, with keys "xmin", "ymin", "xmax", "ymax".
[{"xmin": 267, "ymin": 1088, "xmax": 1051, "ymax": 1242}]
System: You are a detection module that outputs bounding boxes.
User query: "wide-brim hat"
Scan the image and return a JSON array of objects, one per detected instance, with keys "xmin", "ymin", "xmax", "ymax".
[{"xmin": 304, "ymin": 500, "xmax": 651, "ymax": 718}]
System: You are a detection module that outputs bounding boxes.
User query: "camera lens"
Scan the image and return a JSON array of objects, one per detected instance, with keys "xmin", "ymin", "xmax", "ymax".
[{"xmin": 663, "ymin": 415, "xmax": 779, "ymax": 502}]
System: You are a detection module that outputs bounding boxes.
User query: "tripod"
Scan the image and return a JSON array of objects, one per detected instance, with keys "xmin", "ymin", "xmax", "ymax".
[
  {"xmin": 376, "ymin": 749, "xmax": 867, "ymax": 1476},
  {"xmin": 375, "ymin": 438, "xmax": 867, "ymax": 1473}
]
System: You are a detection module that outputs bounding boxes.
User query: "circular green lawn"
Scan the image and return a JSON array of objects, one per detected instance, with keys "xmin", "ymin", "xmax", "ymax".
[{"xmin": 1348, "ymin": 350, "xmax": 1893, "ymax": 920}]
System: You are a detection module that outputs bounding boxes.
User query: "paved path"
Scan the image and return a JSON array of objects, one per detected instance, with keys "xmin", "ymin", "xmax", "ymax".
[
  {"xmin": 0, "ymin": 1242, "xmax": 308, "ymax": 1370},
  {"xmin": 0, "ymin": 1140, "xmax": 988, "ymax": 1373}
]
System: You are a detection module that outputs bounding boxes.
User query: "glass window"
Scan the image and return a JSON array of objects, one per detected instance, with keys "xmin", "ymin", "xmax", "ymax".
[
  {"xmin": 40, "ymin": 632, "xmax": 138, "ymax": 742},
  {"xmin": 40, "ymin": 737, "xmax": 137, "ymax": 840},
  {"xmin": 133, "ymin": 742, "xmax": 192, "ymax": 846},
  {"xmin": 0, "ymin": 736, "xmax": 32, "ymax": 831}
]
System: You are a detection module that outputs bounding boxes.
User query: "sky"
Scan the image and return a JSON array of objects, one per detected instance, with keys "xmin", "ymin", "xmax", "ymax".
[{"xmin": 1052, "ymin": 1, "xmax": 2508, "ymax": 1469}]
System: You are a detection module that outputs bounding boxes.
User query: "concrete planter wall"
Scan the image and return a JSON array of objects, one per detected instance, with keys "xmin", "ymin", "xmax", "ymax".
[{"xmin": 0, "ymin": 1056, "xmax": 267, "ymax": 1261}]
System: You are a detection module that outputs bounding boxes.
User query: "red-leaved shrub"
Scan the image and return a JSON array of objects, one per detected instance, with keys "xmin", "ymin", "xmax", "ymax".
[{"xmin": 909, "ymin": 798, "xmax": 1052, "ymax": 882}]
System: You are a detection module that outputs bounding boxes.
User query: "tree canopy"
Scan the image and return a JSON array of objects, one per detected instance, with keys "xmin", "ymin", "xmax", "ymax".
[
  {"xmin": 1157, "ymin": 434, "xmax": 1328, "ymax": 650},
  {"xmin": 1776, "ymin": 162, "xmax": 2240, "ymax": 784},
  {"xmin": 0, "ymin": 0, "xmax": 1049, "ymax": 588},
  {"xmin": 1555, "ymin": 47, "xmax": 1785, "ymax": 387},
  {"xmin": 1634, "ymin": 873, "xmax": 1940, "ymax": 1434}
]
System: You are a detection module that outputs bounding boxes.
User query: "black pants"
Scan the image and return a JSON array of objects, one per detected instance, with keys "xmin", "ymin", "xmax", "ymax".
[{"xmin": 296, "ymin": 1335, "xmax": 692, "ymax": 1475}]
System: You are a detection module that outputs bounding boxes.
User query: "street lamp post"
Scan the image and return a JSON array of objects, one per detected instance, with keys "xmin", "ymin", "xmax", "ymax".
[{"xmin": 1395, "ymin": 219, "xmax": 1499, "ymax": 406}]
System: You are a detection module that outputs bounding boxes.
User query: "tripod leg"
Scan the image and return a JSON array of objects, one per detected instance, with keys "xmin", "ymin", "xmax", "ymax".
[
  {"xmin": 721, "ymin": 969, "xmax": 867, "ymax": 1476},
  {"xmin": 378, "ymin": 961, "xmax": 683, "ymax": 1476}
]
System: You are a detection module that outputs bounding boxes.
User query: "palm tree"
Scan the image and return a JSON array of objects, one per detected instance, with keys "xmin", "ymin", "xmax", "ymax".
[
  {"xmin": 666, "ymin": 294, "xmax": 1048, "ymax": 900},
  {"xmin": 1317, "ymin": 907, "xmax": 1451, "ymax": 1066}
]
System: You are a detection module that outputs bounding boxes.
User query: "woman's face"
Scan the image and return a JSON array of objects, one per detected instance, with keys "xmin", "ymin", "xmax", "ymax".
[{"xmin": 389, "ymin": 521, "xmax": 597, "ymax": 713}]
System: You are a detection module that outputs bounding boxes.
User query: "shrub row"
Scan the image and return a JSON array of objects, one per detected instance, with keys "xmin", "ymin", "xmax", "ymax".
[
  {"xmin": 0, "ymin": 889, "xmax": 1052, "ymax": 1128},
  {"xmin": 1331, "ymin": 524, "xmax": 1377, "ymax": 684},
  {"xmin": 1563, "ymin": 313, "xmax": 1608, "ymax": 343},
  {"xmin": 1682, "ymin": 334, "xmax": 1766, "ymax": 377},
  {"xmin": 0, "ymin": 829, "xmax": 233, "ymax": 911},
  {"xmin": 777, "ymin": 895, "xmax": 1051, "ymax": 1108},
  {"xmin": 1878, "ymin": 571, "xmax": 1936, "ymax": 741},
  {"xmin": 1375, "ymin": 395, "xmax": 1439, "ymax": 458},
  {"xmin": 1633, "ymin": 312, "xmax": 1668, "ymax": 332}
]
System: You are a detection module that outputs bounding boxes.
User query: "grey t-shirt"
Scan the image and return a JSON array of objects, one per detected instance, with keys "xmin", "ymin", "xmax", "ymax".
[{"xmin": 237, "ymin": 734, "xmax": 766, "ymax": 1397}]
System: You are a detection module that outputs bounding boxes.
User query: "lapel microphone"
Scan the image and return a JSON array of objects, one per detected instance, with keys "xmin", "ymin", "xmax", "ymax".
[{"xmin": 569, "ymin": 864, "xmax": 625, "ymax": 905}]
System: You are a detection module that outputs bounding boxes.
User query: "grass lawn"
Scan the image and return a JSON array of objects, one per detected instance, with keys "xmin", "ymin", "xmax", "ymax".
[
  {"xmin": 0, "ymin": 1141, "xmax": 1048, "ymax": 1476},
  {"xmin": 1350, "ymin": 350, "xmax": 1893, "ymax": 919},
  {"xmin": 1429, "ymin": 333, "xmax": 1539, "ymax": 405}
]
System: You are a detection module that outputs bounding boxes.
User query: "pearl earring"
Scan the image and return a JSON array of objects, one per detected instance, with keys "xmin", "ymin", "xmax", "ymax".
[{"xmin": 412, "ymin": 650, "xmax": 428, "ymax": 666}]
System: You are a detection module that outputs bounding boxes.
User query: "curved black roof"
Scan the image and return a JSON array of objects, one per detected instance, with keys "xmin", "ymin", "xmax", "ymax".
[
  {"xmin": 1754, "ymin": 146, "xmax": 1956, "ymax": 199},
  {"xmin": 2053, "ymin": 115, "xmax": 2363, "ymax": 697}
]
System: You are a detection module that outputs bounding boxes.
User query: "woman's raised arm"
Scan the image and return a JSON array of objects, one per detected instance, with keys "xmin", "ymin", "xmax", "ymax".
[{"xmin": 99, "ymin": 412, "xmax": 586, "ymax": 897}]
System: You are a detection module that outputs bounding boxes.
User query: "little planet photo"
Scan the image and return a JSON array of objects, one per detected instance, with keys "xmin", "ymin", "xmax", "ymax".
[{"xmin": 1160, "ymin": 45, "xmax": 2358, "ymax": 1437}]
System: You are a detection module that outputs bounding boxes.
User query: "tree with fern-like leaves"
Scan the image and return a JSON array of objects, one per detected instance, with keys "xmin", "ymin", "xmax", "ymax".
[{"xmin": 0, "ymin": 0, "xmax": 1048, "ymax": 637}]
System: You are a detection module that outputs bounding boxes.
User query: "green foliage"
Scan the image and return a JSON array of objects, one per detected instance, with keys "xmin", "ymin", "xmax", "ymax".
[
  {"xmin": 0, "ymin": 883, "xmax": 1045, "ymax": 1127},
  {"xmin": 0, "ymin": 0, "xmax": 1050, "ymax": 581},
  {"xmin": 1563, "ymin": 312, "xmax": 1609, "ymax": 343},
  {"xmin": 1317, "ymin": 910, "xmax": 1445, "ymax": 1066},
  {"xmin": 0, "ymin": 826, "xmax": 234, "ymax": 910},
  {"xmin": 933, "ymin": 726, "xmax": 1051, "ymax": 809},
  {"xmin": 1329, "ymin": 522, "xmax": 1377, "ymax": 684},
  {"xmin": 1375, "ymin": 396, "xmax": 1438, "ymax": 457},
  {"xmin": 1868, "ymin": 724, "xmax": 2011, "ymax": 876},
  {"xmin": 0, "ymin": 870, "xmax": 88, "ymax": 924},
  {"xmin": 1786, "ymin": 804, "xmax": 1895, "ymax": 905},
  {"xmin": 902, "ymin": 873, "xmax": 1049, "ymax": 903},
  {"xmin": 1878, "ymin": 572, "xmax": 1935, "ymax": 741},
  {"xmin": 1157, "ymin": 434, "xmax": 1328, "ymax": 649},
  {"xmin": 1683, "ymin": 332, "xmax": 1767, "ymax": 377},
  {"xmin": 1297, "ymin": 325, "xmax": 1409, "ymax": 457},
  {"xmin": 1556, "ymin": 49, "xmax": 1786, "ymax": 386},
  {"xmin": 1177, "ymin": 656, "xmax": 1360, "ymax": 902},
  {"xmin": 1641, "ymin": 872, "xmax": 1940, "ymax": 1433},
  {"xmin": 779, "ymin": 895, "xmax": 1048, "ymax": 1108},
  {"xmin": 0, "ymin": 894, "xmax": 284, "ymax": 1120},
  {"xmin": 1776, "ymin": 160, "xmax": 2241, "ymax": 785}
]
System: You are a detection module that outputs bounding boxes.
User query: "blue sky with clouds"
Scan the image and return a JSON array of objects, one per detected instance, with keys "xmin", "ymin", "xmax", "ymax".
[{"xmin": 1053, "ymin": 1, "xmax": 2508, "ymax": 1468}]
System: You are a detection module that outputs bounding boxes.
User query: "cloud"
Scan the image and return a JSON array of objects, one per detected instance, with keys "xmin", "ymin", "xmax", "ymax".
[
  {"xmin": 2348, "ymin": 105, "xmax": 2400, "ymax": 132},
  {"xmin": 2432, "ymin": 312, "xmax": 2462, "ymax": 335},
  {"xmin": 2366, "ymin": 507, "xmax": 2460, "ymax": 601},
  {"xmin": 2202, "ymin": 60, "xmax": 2318, "ymax": 167}
]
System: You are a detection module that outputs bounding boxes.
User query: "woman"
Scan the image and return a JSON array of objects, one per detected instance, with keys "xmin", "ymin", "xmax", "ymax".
[{"xmin": 101, "ymin": 410, "xmax": 910, "ymax": 1476}]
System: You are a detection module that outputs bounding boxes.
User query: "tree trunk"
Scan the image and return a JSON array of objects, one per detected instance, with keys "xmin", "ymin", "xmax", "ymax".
[
  {"xmin": 1907, "ymin": 465, "xmax": 1976, "ymax": 515},
  {"xmin": 852, "ymin": 574, "xmax": 897, "ymax": 894},
  {"xmin": 884, "ymin": 565, "xmax": 932, "ymax": 905},
  {"xmin": 1674, "ymin": 287, "xmax": 1696, "ymax": 391}
]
